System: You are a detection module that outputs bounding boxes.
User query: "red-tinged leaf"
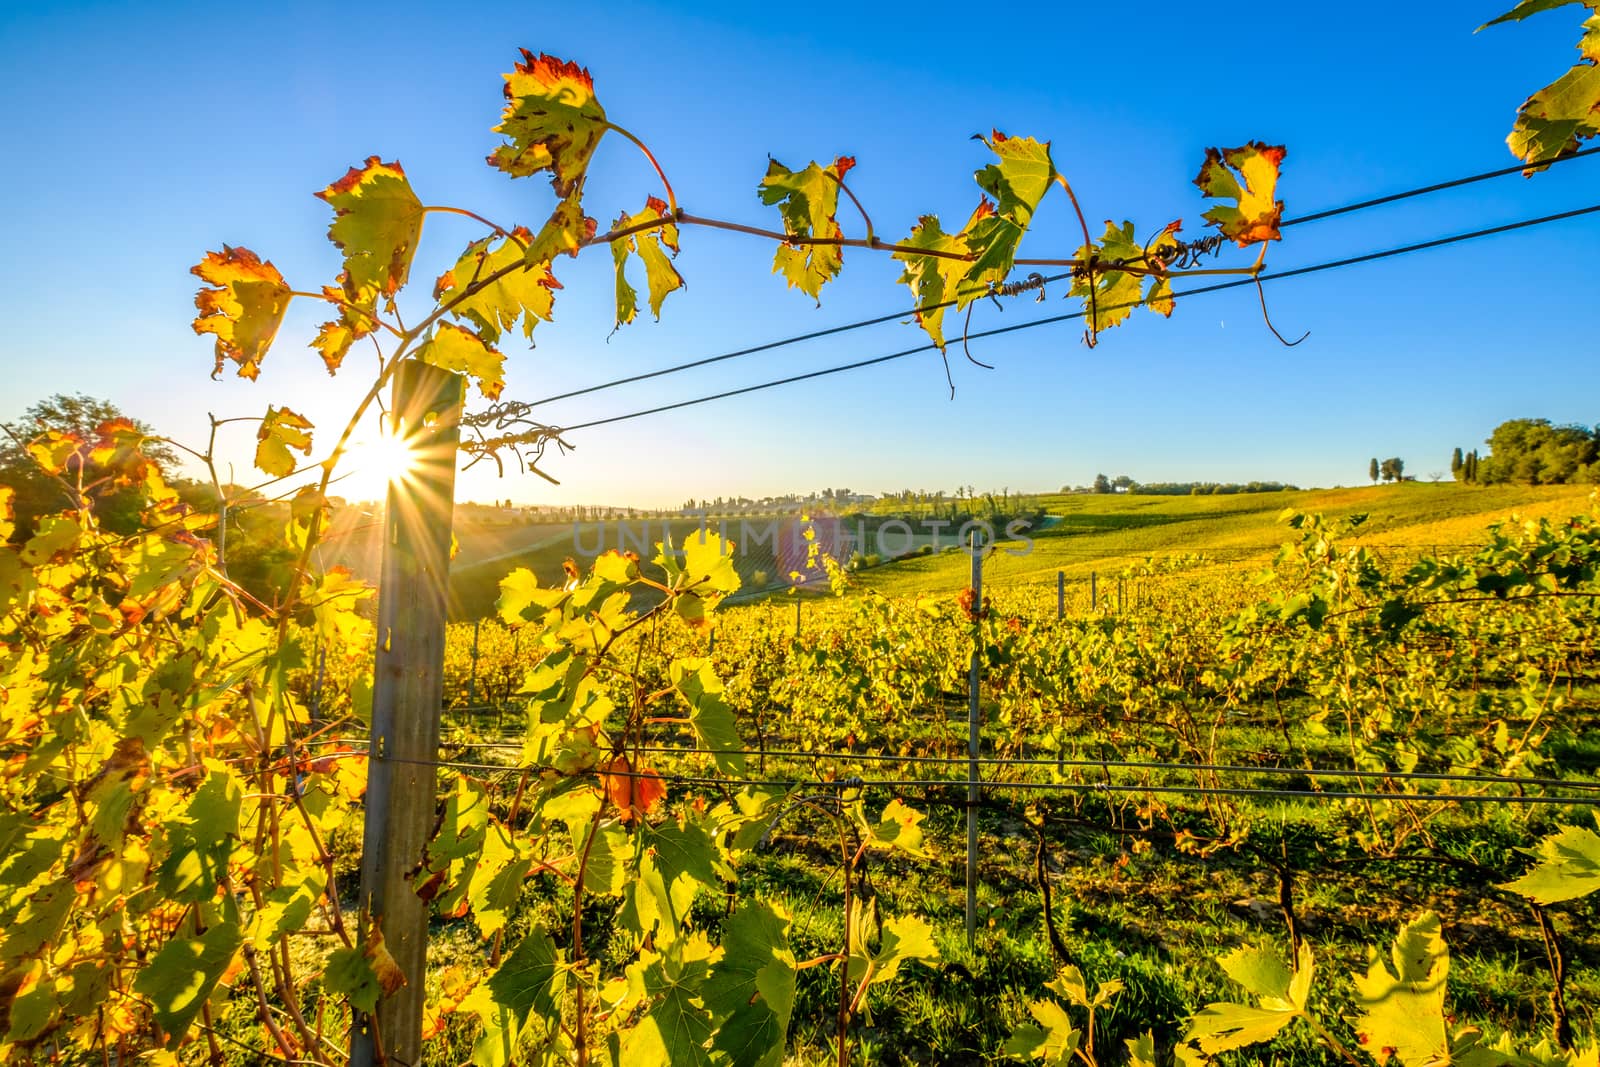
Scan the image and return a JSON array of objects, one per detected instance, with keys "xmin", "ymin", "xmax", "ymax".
[
  {"xmin": 191, "ymin": 246, "xmax": 292, "ymax": 380},
  {"xmin": 527, "ymin": 190, "xmax": 597, "ymax": 265},
  {"xmin": 88, "ymin": 419, "xmax": 156, "ymax": 489},
  {"xmin": 602, "ymin": 755, "xmax": 666, "ymax": 824},
  {"xmin": 311, "ymin": 272, "xmax": 380, "ymax": 375},
  {"xmin": 489, "ymin": 50, "xmax": 608, "ymax": 198},
  {"xmin": 834, "ymin": 155, "xmax": 857, "ymax": 180},
  {"xmin": 317, "ymin": 157, "xmax": 425, "ymax": 298},
  {"xmin": 254, "ymin": 406, "xmax": 314, "ymax": 478},
  {"xmin": 435, "ymin": 228, "xmax": 559, "ymax": 344},
  {"xmin": 416, "ymin": 323, "xmax": 505, "ymax": 400},
  {"xmin": 1194, "ymin": 143, "xmax": 1286, "ymax": 246},
  {"xmin": 610, "ymin": 200, "xmax": 685, "ymax": 329}
]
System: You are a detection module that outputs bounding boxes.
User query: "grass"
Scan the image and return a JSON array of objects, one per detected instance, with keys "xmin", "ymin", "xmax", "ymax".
[{"xmin": 853, "ymin": 482, "xmax": 1598, "ymax": 597}]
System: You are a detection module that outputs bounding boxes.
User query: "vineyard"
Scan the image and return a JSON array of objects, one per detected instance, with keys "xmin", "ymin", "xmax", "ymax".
[{"xmin": 5, "ymin": 1, "xmax": 1600, "ymax": 1064}]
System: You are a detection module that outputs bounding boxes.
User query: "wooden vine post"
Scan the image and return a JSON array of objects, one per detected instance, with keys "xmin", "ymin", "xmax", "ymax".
[
  {"xmin": 966, "ymin": 535, "xmax": 983, "ymax": 949},
  {"xmin": 350, "ymin": 360, "xmax": 465, "ymax": 1067}
]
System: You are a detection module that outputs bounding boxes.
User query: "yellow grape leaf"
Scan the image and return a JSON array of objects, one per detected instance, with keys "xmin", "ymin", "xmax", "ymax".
[
  {"xmin": 963, "ymin": 132, "xmax": 1055, "ymax": 287},
  {"xmin": 316, "ymin": 157, "xmax": 425, "ymax": 298},
  {"xmin": 434, "ymin": 228, "xmax": 559, "ymax": 344},
  {"xmin": 1144, "ymin": 220, "xmax": 1184, "ymax": 316},
  {"xmin": 1482, "ymin": 2, "xmax": 1600, "ymax": 169},
  {"xmin": 0, "ymin": 485, "xmax": 11, "ymax": 541},
  {"xmin": 26, "ymin": 431, "xmax": 81, "ymax": 476},
  {"xmin": 759, "ymin": 156, "xmax": 852, "ymax": 300},
  {"xmin": 254, "ymin": 406, "xmax": 314, "ymax": 478},
  {"xmin": 610, "ymin": 196, "xmax": 684, "ymax": 329},
  {"xmin": 1072, "ymin": 221, "xmax": 1145, "ymax": 333},
  {"xmin": 489, "ymin": 50, "xmax": 608, "ymax": 198},
  {"xmin": 1194, "ymin": 142, "xmax": 1286, "ymax": 246},
  {"xmin": 191, "ymin": 245, "xmax": 292, "ymax": 381},
  {"xmin": 1352, "ymin": 912, "xmax": 1449, "ymax": 1067},
  {"xmin": 416, "ymin": 323, "xmax": 505, "ymax": 400},
  {"xmin": 527, "ymin": 189, "xmax": 597, "ymax": 265},
  {"xmin": 891, "ymin": 199, "xmax": 1005, "ymax": 350},
  {"xmin": 311, "ymin": 271, "xmax": 380, "ymax": 375}
]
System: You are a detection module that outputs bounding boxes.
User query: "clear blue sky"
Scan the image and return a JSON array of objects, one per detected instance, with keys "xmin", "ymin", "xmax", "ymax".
[{"xmin": 1, "ymin": 1, "xmax": 1596, "ymax": 506}]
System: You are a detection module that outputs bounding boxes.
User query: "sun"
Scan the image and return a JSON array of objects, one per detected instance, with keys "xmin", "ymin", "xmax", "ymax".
[{"xmin": 341, "ymin": 417, "xmax": 418, "ymax": 501}]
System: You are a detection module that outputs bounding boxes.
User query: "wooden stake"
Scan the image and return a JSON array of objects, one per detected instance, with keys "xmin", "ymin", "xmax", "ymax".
[{"xmin": 350, "ymin": 361, "xmax": 463, "ymax": 1067}]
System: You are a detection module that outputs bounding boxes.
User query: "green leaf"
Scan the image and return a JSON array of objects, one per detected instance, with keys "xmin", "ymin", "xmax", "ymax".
[
  {"xmin": 871, "ymin": 914, "xmax": 939, "ymax": 984},
  {"xmin": 316, "ymin": 157, "xmax": 425, "ymax": 298},
  {"xmin": 436, "ymin": 230, "xmax": 559, "ymax": 344},
  {"xmin": 486, "ymin": 927, "xmax": 566, "ymax": 1027},
  {"xmin": 703, "ymin": 902, "xmax": 796, "ymax": 1067},
  {"xmin": 468, "ymin": 821, "xmax": 532, "ymax": 939},
  {"xmin": 191, "ymin": 246, "xmax": 292, "ymax": 381},
  {"xmin": 620, "ymin": 946, "xmax": 715, "ymax": 1066},
  {"xmin": 891, "ymin": 212, "xmax": 973, "ymax": 350},
  {"xmin": 1126, "ymin": 1030, "xmax": 1158, "ymax": 1067},
  {"xmin": 758, "ymin": 157, "xmax": 852, "ymax": 300},
  {"xmin": 974, "ymin": 131, "xmax": 1055, "ymax": 228},
  {"xmin": 489, "ymin": 51, "xmax": 608, "ymax": 198},
  {"xmin": 254, "ymin": 405, "xmax": 314, "ymax": 478},
  {"xmin": 610, "ymin": 196, "xmax": 684, "ymax": 329},
  {"xmin": 1194, "ymin": 142, "xmax": 1287, "ymax": 246},
  {"xmin": 416, "ymin": 323, "xmax": 502, "ymax": 401},
  {"xmin": 1352, "ymin": 912, "xmax": 1449, "ymax": 1067},
  {"xmin": 1482, "ymin": 0, "xmax": 1591, "ymax": 27},
  {"xmin": 133, "ymin": 923, "xmax": 243, "ymax": 1046},
  {"xmin": 1503, "ymin": 823, "xmax": 1600, "ymax": 904},
  {"xmin": 670, "ymin": 658, "xmax": 746, "ymax": 774}
]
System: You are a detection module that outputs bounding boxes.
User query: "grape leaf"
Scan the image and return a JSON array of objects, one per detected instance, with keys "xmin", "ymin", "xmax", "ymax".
[
  {"xmin": 316, "ymin": 157, "xmax": 425, "ymax": 298},
  {"xmin": 891, "ymin": 213, "xmax": 970, "ymax": 350},
  {"xmin": 435, "ymin": 229, "xmax": 559, "ymax": 344},
  {"xmin": 609, "ymin": 196, "xmax": 684, "ymax": 329},
  {"xmin": 1183, "ymin": 940, "xmax": 1311, "ymax": 1056},
  {"xmin": 860, "ymin": 798, "xmax": 930, "ymax": 859},
  {"xmin": 311, "ymin": 272, "xmax": 380, "ymax": 375},
  {"xmin": 1003, "ymin": 999, "xmax": 1080, "ymax": 1063},
  {"xmin": 486, "ymin": 927, "xmax": 565, "ymax": 1027},
  {"xmin": 489, "ymin": 50, "xmax": 608, "ymax": 198},
  {"xmin": 1071, "ymin": 221, "xmax": 1146, "ymax": 332},
  {"xmin": 619, "ymin": 948, "xmax": 715, "ymax": 1067},
  {"xmin": 963, "ymin": 132, "xmax": 1055, "ymax": 286},
  {"xmin": 528, "ymin": 190, "xmax": 597, "ymax": 265},
  {"xmin": 758, "ymin": 157, "xmax": 851, "ymax": 300},
  {"xmin": 975, "ymin": 131, "xmax": 1055, "ymax": 228},
  {"xmin": 324, "ymin": 928, "xmax": 405, "ymax": 1015},
  {"xmin": 191, "ymin": 246, "xmax": 292, "ymax": 381},
  {"xmin": 132, "ymin": 922, "xmax": 243, "ymax": 1046},
  {"xmin": 1194, "ymin": 142, "xmax": 1287, "ymax": 246},
  {"xmin": 1503, "ymin": 823, "xmax": 1600, "ymax": 904},
  {"xmin": 254, "ymin": 405, "xmax": 314, "ymax": 478},
  {"xmin": 416, "ymin": 323, "xmax": 504, "ymax": 400},
  {"xmin": 1352, "ymin": 912, "xmax": 1449, "ymax": 1067},
  {"xmin": 0, "ymin": 486, "xmax": 11, "ymax": 542},
  {"xmin": 1492, "ymin": 3, "xmax": 1600, "ymax": 169},
  {"xmin": 703, "ymin": 902, "xmax": 796, "ymax": 1067},
  {"xmin": 670, "ymin": 658, "xmax": 746, "ymax": 774}
]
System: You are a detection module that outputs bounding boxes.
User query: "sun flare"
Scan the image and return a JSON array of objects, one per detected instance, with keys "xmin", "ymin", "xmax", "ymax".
[{"xmin": 342, "ymin": 419, "xmax": 418, "ymax": 500}]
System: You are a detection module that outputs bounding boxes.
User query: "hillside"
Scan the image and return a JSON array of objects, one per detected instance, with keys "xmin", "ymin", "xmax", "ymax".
[{"xmin": 849, "ymin": 481, "xmax": 1598, "ymax": 597}]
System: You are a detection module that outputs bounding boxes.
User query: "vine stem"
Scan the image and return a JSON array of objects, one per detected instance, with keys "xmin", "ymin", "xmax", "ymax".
[
  {"xmin": 1303, "ymin": 1013, "xmax": 1365, "ymax": 1067},
  {"xmin": 286, "ymin": 291, "xmax": 406, "ymax": 339},
  {"xmin": 827, "ymin": 172, "xmax": 875, "ymax": 246},
  {"xmin": 603, "ymin": 120, "xmax": 678, "ymax": 215},
  {"xmin": 424, "ymin": 206, "xmax": 528, "ymax": 251},
  {"xmin": 571, "ymin": 802, "xmax": 606, "ymax": 1067}
]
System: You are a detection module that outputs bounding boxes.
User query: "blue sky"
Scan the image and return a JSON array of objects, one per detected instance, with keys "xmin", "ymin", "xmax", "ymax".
[{"xmin": 1, "ymin": 1, "xmax": 1596, "ymax": 506}]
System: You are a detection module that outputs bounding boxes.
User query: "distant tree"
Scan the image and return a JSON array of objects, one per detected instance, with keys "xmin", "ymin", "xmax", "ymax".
[
  {"xmin": 1368, "ymin": 457, "xmax": 1379, "ymax": 484},
  {"xmin": 0, "ymin": 393, "xmax": 180, "ymax": 541},
  {"xmin": 1450, "ymin": 447, "xmax": 1464, "ymax": 480},
  {"xmin": 1379, "ymin": 457, "xmax": 1404, "ymax": 483},
  {"xmin": 1092, "ymin": 473, "xmax": 1112, "ymax": 494},
  {"xmin": 1112, "ymin": 474, "xmax": 1135, "ymax": 490},
  {"xmin": 1477, "ymin": 418, "xmax": 1599, "ymax": 485}
]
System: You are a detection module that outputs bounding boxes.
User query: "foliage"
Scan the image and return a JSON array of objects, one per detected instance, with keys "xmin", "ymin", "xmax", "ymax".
[
  {"xmin": 1473, "ymin": 419, "xmax": 1600, "ymax": 486},
  {"xmin": 1482, "ymin": 1, "xmax": 1600, "ymax": 169}
]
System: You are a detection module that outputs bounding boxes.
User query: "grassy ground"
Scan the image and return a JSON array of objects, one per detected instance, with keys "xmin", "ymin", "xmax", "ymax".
[{"xmin": 852, "ymin": 483, "xmax": 1597, "ymax": 598}]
